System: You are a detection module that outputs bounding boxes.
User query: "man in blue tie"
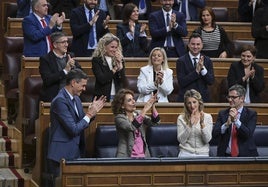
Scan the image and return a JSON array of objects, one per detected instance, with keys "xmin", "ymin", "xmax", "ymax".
[
  {"xmin": 70, "ymin": 0, "xmax": 110, "ymax": 57},
  {"xmin": 149, "ymin": 0, "xmax": 188, "ymax": 57},
  {"xmin": 172, "ymin": 0, "xmax": 206, "ymax": 21},
  {"xmin": 122, "ymin": 0, "xmax": 156, "ymax": 20}
]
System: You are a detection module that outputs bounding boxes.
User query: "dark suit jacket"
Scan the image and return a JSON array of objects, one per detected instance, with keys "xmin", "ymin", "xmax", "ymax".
[
  {"xmin": 172, "ymin": 0, "xmax": 205, "ymax": 21},
  {"xmin": 47, "ymin": 88, "xmax": 90, "ymax": 163},
  {"xmin": 252, "ymin": 6, "xmax": 268, "ymax": 59},
  {"xmin": 122, "ymin": 0, "xmax": 155, "ymax": 19},
  {"xmin": 92, "ymin": 57, "xmax": 127, "ymax": 101},
  {"xmin": 22, "ymin": 13, "xmax": 61, "ymax": 57},
  {"xmin": 39, "ymin": 51, "xmax": 81, "ymax": 102},
  {"xmin": 116, "ymin": 23, "xmax": 148, "ymax": 57},
  {"xmin": 50, "ymin": 0, "xmax": 80, "ymax": 18},
  {"xmin": 176, "ymin": 53, "xmax": 214, "ymax": 102},
  {"xmin": 149, "ymin": 9, "xmax": 188, "ymax": 57},
  {"xmin": 70, "ymin": 6, "xmax": 109, "ymax": 57},
  {"xmin": 212, "ymin": 107, "xmax": 258, "ymax": 157},
  {"xmin": 16, "ymin": 0, "xmax": 31, "ymax": 18},
  {"xmin": 227, "ymin": 61, "xmax": 264, "ymax": 103}
]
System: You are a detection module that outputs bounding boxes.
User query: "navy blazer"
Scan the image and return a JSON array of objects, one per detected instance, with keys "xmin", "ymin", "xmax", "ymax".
[
  {"xmin": 70, "ymin": 6, "xmax": 109, "ymax": 57},
  {"xmin": 92, "ymin": 57, "xmax": 127, "ymax": 101},
  {"xmin": 149, "ymin": 9, "xmax": 188, "ymax": 57},
  {"xmin": 176, "ymin": 53, "xmax": 214, "ymax": 102},
  {"xmin": 212, "ymin": 107, "xmax": 258, "ymax": 157},
  {"xmin": 173, "ymin": 0, "xmax": 205, "ymax": 21},
  {"xmin": 22, "ymin": 13, "xmax": 61, "ymax": 57},
  {"xmin": 116, "ymin": 23, "xmax": 148, "ymax": 57},
  {"xmin": 39, "ymin": 51, "xmax": 82, "ymax": 102},
  {"xmin": 47, "ymin": 88, "xmax": 90, "ymax": 163},
  {"xmin": 16, "ymin": 0, "xmax": 31, "ymax": 18},
  {"xmin": 227, "ymin": 61, "xmax": 264, "ymax": 103}
]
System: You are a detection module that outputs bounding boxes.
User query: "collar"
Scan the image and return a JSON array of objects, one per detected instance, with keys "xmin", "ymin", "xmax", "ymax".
[
  {"xmin": 162, "ymin": 9, "xmax": 172, "ymax": 16},
  {"xmin": 53, "ymin": 51, "xmax": 67, "ymax": 59},
  {"xmin": 189, "ymin": 52, "xmax": 200, "ymax": 60},
  {"xmin": 64, "ymin": 88, "xmax": 74, "ymax": 100}
]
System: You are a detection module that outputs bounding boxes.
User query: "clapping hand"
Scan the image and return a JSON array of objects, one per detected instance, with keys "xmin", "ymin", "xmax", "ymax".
[
  {"xmin": 196, "ymin": 56, "xmax": 204, "ymax": 73},
  {"xmin": 65, "ymin": 54, "xmax": 75, "ymax": 72},
  {"xmin": 86, "ymin": 95, "xmax": 106, "ymax": 118}
]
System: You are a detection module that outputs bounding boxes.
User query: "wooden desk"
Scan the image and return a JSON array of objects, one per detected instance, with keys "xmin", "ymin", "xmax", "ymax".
[{"xmin": 6, "ymin": 18, "xmax": 253, "ymax": 40}]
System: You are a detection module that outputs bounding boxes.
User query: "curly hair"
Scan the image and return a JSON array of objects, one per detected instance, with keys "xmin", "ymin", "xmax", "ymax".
[
  {"xmin": 92, "ymin": 33, "xmax": 123, "ymax": 63},
  {"xmin": 111, "ymin": 89, "xmax": 134, "ymax": 115},
  {"xmin": 183, "ymin": 89, "xmax": 204, "ymax": 125},
  {"xmin": 148, "ymin": 47, "xmax": 169, "ymax": 70}
]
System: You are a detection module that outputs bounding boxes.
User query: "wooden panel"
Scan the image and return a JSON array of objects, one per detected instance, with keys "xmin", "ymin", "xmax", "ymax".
[{"xmin": 6, "ymin": 18, "xmax": 253, "ymax": 40}]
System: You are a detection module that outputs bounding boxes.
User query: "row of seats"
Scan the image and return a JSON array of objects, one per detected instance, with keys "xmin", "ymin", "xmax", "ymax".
[{"xmin": 95, "ymin": 124, "xmax": 268, "ymax": 158}]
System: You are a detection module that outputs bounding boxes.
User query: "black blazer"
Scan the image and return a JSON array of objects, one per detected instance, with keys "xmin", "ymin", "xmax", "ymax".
[
  {"xmin": 70, "ymin": 6, "xmax": 109, "ymax": 57},
  {"xmin": 39, "ymin": 51, "xmax": 81, "ymax": 102},
  {"xmin": 212, "ymin": 107, "xmax": 258, "ymax": 157},
  {"xmin": 227, "ymin": 61, "xmax": 264, "ymax": 103},
  {"xmin": 116, "ymin": 23, "xmax": 148, "ymax": 57},
  {"xmin": 176, "ymin": 53, "xmax": 214, "ymax": 102},
  {"xmin": 92, "ymin": 57, "xmax": 127, "ymax": 101}
]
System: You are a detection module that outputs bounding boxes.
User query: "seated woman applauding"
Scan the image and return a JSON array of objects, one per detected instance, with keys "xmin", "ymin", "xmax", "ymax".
[
  {"xmin": 177, "ymin": 89, "xmax": 213, "ymax": 157},
  {"xmin": 111, "ymin": 89, "xmax": 160, "ymax": 158}
]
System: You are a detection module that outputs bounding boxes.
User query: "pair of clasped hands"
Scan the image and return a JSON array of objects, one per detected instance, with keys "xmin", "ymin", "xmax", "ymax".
[{"xmin": 226, "ymin": 107, "xmax": 239, "ymax": 126}]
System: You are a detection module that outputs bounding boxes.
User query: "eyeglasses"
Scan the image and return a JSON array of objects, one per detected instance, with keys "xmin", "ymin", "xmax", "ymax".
[
  {"xmin": 226, "ymin": 95, "xmax": 240, "ymax": 100},
  {"xmin": 55, "ymin": 40, "xmax": 68, "ymax": 44}
]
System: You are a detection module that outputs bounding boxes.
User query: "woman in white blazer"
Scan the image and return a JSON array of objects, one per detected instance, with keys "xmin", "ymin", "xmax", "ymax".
[{"xmin": 137, "ymin": 47, "xmax": 174, "ymax": 102}]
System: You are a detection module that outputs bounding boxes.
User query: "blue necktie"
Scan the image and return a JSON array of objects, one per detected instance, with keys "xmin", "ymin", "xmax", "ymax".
[
  {"xmin": 88, "ymin": 10, "xmax": 95, "ymax": 48},
  {"xmin": 72, "ymin": 98, "xmax": 79, "ymax": 116},
  {"xmin": 140, "ymin": 0, "xmax": 145, "ymax": 9},
  {"xmin": 166, "ymin": 13, "xmax": 172, "ymax": 47}
]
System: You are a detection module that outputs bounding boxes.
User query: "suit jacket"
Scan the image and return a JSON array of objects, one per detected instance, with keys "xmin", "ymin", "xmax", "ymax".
[
  {"xmin": 70, "ymin": 6, "xmax": 109, "ymax": 57},
  {"xmin": 149, "ymin": 9, "xmax": 188, "ymax": 57},
  {"xmin": 16, "ymin": 0, "xmax": 31, "ymax": 18},
  {"xmin": 47, "ymin": 88, "xmax": 90, "ymax": 163},
  {"xmin": 176, "ymin": 53, "xmax": 215, "ymax": 102},
  {"xmin": 115, "ymin": 111, "xmax": 160, "ymax": 157},
  {"xmin": 22, "ymin": 13, "xmax": 61, "ymax": 57},
  {"xmin": 39, "ymin": 51, "xmax": 82, "ymax": 102},
  {"xmin": 227, "ymin": 61, "xmax": 264, "ymax": 103},
  {"xmin": 137, "ymin": 65, "xmax": 174, "ymax": 102},
  {"xmin": 172, "ymin": 0, "xmax": 206, "ymax": 21},
  {"xmin": 122, "ymin": 0, "xmax": 155, "ymax": 19},
  {"xmin": 252, "ymin": 6, "xmax": 268, "ymax": 59},
  {"xmin": 50, "ymin": 0, "xmax": 80, "ymax": 18},
  {"xmin": 212, "ymin": 107, "xmax": 258, "ymax": 157},
  {"xmin": 92, "ymin": 57, "xmax": 127, "ymax": 101},
  {"xmin": 116, "ymin": 23, "xmax": 148, "ymax": 57}
]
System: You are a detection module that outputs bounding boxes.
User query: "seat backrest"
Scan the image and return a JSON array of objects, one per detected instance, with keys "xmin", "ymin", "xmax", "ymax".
[
  {"xmin": 3, "ymin": 36, "xmax": 23, "ymax": 98},
  {"xmin": 127, "ymin": 76, "xmax": 139, "ymax": 100},
  {"xmin": 80, "ymin": 76, "xmax": 95, "ymax": 102},
  {"xmin": 23, "ymin": 77, "xmax": 43, "ymax": 137},
  {"xmin": 146, "ymin": 124, "xmax": 179, "ymax": 157},
  {"xmin": 168, "ymin": 78, "xmax": 179, "ymax": 102},
  {"xmin": 3, "ymin": 2, "xmax": 18, "ymax": 31},
  {"xmin": 254, "ymin": 126, "xmax": 268, "ymax": 156},
  {"xmin": 212, "ymin": 7, "xmax": 228, "ymax": 22},
  {"xmin": 233, "ymin": 40, "xmax": 254, "ymax": 58},
  {"xmin": 94, "ymin": 125, "xmax": 118, "ymax": 158}
]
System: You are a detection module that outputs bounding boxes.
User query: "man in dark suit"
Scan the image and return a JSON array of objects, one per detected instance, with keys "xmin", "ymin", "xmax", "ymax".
[
  {"xmin": 22, "ymin": 0, "xmax": 65, "ymax": 57},
  {"xmin": 69, "ymin": 0, "xmax": 110, "ymax": 57},
  {"xmin": 149, "ymin": 0, "xmax": 188, "ymax": 57},
  {"xmin": 173, "ymin": 0, "xmax": 206, "ymax": 21},
  {"xmin": 212, "ymin": 84, "xmax": 259, "ymax": 157},
  {"xmin": 39, "ymin": 32, "xmax": 82, "ymax": 102},
  {"xmin": 17, "ymin": 0, "xmax": 31, "ymax": 18},
  {"xmin": 176, "ymin": 33, "xmax": 214, "ymax": 102},
  {"xmin": 122, "ymin": 0, "xmax": 156, "ymax": 20},
  {"xmin": 47, "ymin": 69, "xmax": 106, "ymax": 185}
]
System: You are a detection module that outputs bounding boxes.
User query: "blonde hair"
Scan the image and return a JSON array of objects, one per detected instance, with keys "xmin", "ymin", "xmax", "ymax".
[
  {"xmin": 183, "ymin": 89, "xmax": 204, "ymax": 126},
  {"xmin": 148, "ymin": 47, "xmax": 169, "ymax": 70},
  {"xmin": 92, "ymin": 33, "xmax": 123, "ymax": 63}
]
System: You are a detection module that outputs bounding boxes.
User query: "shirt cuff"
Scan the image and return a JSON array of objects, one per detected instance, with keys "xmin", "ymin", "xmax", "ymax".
[
  {"xmin": 126, "ymin": 32, "xmax": 134, "ymax": 40},
  {"xmin": 83, "ymin": 115, "xmax": 90, "ymax": 123},
  {"xmin": 200, "ymin": 67, "xmax": 207, "ymax": 76},
  {"xmin": 221, "ymin": 123, "xmax": 228, "ymax": 134},
  {"xmin": 63, "ymin": 69, "xmax": 68, "ymax": 75}
]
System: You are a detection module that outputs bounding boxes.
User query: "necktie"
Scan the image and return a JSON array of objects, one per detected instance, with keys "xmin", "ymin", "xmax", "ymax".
[
  {"xmin": 166, "ymin": 13, "xmax": 172, "ymax": 48},
  {"xmin": 88, "ymin": 10, "xmax": 95, "ymax": 48},
  {"xmin": 40, "ymin": 19, "xmax": 53, "ymax": 51},
  {"xmin": 231, "ymin": 123, "xmax": 239, "ymax": 157},
  {"xmin": 140, "ymin": 0, "xmax": 146, "ymax": 10},
  {"xmin": 193, "ymin": 57, "xmax": 198, "ymax": 68},
  {"xmin": 72, "ymin": 98, "xmax": 79, "ymax": 116}
]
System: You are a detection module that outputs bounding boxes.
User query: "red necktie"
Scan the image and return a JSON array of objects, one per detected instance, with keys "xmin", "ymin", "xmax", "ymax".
[
  {"xmin": 40, "ymin": 19, "xmax": 53, "ymax": 51},
  {"xmin": 231, "ymin": 123, "xmax": 239, "ymax": 157}
]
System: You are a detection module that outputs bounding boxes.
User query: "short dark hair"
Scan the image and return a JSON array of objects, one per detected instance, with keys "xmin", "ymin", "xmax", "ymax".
[
  {"xmin": 50, "ymin": 32, "xmax": 67, "ymax": 44},
  {"xmin": 189, "ymin": 32, "xmax": 203, "ymax": 42},
  {"xmin": 66, "ymin": 69, "xmax": 89, "ymax": 85},
  {"xmin": 241, "ymin": 45, "xmax": 257, "ymax": 57},
  {"xmin": 229, "ymin": 84, "xmax": 246, "ymax": 97}
]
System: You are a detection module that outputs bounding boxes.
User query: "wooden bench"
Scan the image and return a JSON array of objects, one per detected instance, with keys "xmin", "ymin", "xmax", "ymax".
[
  {"xmin": 6, "ymin": 17, "xmax": 253, "ymax": 40},
  {"xmin": 32, "ymin": 102, "xmax": 268, "ymax": 185},
  {"xmin": 58, "ymin": 157, "xmax": 268, "ymax": 186}
]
